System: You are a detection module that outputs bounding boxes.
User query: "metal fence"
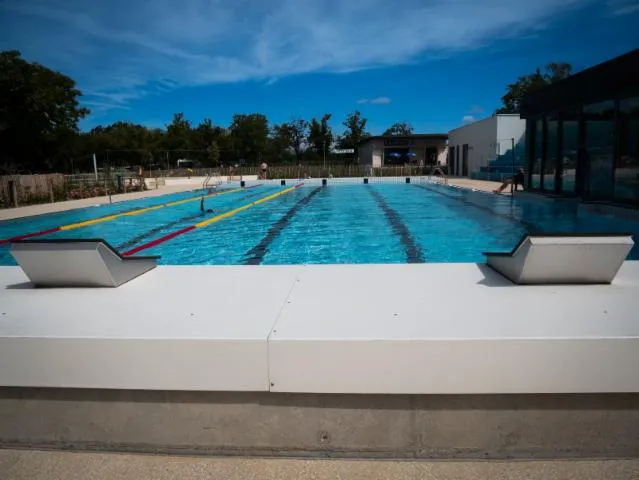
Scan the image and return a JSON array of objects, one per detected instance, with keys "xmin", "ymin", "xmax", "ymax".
[{"xmin": 1, "ymin": 165, "xmax": 448, "ymax": 209}]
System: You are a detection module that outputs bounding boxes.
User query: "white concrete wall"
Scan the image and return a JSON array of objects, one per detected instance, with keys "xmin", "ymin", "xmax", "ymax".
[
  {"xmin": 437, "ymin": 146, "xmax": 448, "ymax": 166},
  {"xmin": 448, "ymin": 117, "xmax": 498, "ymax": 177},
  {"xmin": 372, "ymin": 150, "xmax": 382, "ymax": 167},
  {"xmin": 163, "ymin": 177, "xmax": 208, "ymax": 187},
  {"xmin": 358, "ymin": 142, "xmax": 374, "ymax": 166},
  {"xmin": 2, "ymin": 261, "xmax": 639, "ymax": 394},
  {"xmin": 496, "ymin": 115, "xmax": 527, "ymax": 158}
]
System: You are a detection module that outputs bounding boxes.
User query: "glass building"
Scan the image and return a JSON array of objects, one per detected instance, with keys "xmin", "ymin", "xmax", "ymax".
[{"xmin": 521, "ymin": 49, "xmax": 639, "ymax": 206}]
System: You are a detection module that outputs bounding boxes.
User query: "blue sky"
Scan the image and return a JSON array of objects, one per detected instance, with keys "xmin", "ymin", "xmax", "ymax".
[{"xmin": 1, "ymin": 0, "xmax": 638, "ymax": 134}]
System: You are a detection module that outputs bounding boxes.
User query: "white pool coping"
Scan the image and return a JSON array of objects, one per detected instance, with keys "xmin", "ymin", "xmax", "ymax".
[{"xmin": 1, "ymin": 262, "xmax": 639, "ymax": 394}]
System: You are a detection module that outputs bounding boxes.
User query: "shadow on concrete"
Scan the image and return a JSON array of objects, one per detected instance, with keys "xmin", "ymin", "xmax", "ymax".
[
  {"xmin": 4, "ymin": 282, "xmax": 33, "ymax": 290},
  {"xmin": 475, "ymin": 263, "xmax": 515, "ymax": 287},
  {"xmin": 1, "ymin": 387, "xmax": 638, "ymax": 411}
]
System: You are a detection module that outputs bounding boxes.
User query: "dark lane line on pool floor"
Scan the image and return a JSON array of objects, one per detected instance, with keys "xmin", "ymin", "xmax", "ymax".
[
  {"xmin": 368, "ymin": 188, "xmax": 425, "ymax": 263},
  {"xmin": 0, "ymin": 186, "xmax": 255, "ymax": 246},
  {"xmin": 116, "ymin": 188, "xmax": 271, "ymax": 252},
  {"xmin": 116, "ymin": 212, "xmax": 204, "ymax": 251},
  {"xmin": 243, "ymin": 187, "xmax": 323, "ymax": 265},
  {"xmin": 412, "ymin": 184, "xmax": 537, "ymax": 231}
]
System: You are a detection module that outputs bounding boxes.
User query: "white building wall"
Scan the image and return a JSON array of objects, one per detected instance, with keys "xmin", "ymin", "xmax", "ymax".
[
  {"xmin": 448, "ymin": 117, "xmax": 498, "ymax": 177},
  {"xmin": 496, "ymin": 115, "xmax": 527, "ymax": 159},
  {"xmin": 437, "ymin": 145, "xmax": 448, "ymax": 166},
  {"xmin": 372, "ymin": 150, "xmax": 382, "ymax": 167},
  {"xmin": 448, "ymin": 115, "xmax": 526, "ymax": 177}
]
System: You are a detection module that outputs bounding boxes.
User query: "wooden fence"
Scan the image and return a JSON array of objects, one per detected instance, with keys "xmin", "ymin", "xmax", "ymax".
[
  {"xmin": 2, "ymin": 165, "xmax": 447, "ymax": 209},
  {"xmin": 1, "ymin": 174, "xmax": 65, "ymax": 208},
  {"xmin": 0, "ymin": 173, "xmax": 145, "ymax": 209}
]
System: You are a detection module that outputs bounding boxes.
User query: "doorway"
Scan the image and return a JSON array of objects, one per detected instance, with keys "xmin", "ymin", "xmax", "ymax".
[{"xmin": 462, "ymin": 144, "xmax": 469, "ymax": 177}]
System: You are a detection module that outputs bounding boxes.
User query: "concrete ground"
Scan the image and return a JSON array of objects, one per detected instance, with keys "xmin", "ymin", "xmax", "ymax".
[
  {"xmin": 1, "ymin": 450, "xmax": 637, "ymax": 480},
  {"xmin": 446, "ymin": 178, "xmax": 506, "ymax": 194},
  {"xmin": 0, "ymin": 182, "xmax": 205, "ymax": 221}
]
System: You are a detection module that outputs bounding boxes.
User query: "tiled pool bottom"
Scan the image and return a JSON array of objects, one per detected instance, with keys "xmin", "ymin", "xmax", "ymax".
[{"xmin": 1, "ymin": 181, "xmax": 638, "ymax": 265}]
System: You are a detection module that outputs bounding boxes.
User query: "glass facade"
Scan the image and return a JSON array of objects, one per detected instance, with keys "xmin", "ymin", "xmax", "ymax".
[
  {"xmin": 526, "ymin": 96, "xmax": 639, "ymax": 206},
  {"xmin": 530, "ymin": 120, "xmax": 543, "ymax": 189},
  {"xmin": 560, "ymin": 110, "xmax": 579, "ymax": 194},
  {"xmin": 584, "ymin": 101, "xmax": 615, "ymax": 200},
  {"xmin": 616, "ymin": 97, "xmax": 639, "ymax": 202},
  {"xmin": 543, "ymin": 116, "xmax": 558, "ymax": 192}
]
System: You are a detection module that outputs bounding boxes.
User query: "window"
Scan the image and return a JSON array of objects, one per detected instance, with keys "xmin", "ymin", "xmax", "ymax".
[
  {"xmin": 544, "ymin": 116, "xmax": 558, "ymax": 192},
  {"xmin": 615, "ymin": 97, "xmax": 639, "ymax": 202},
  {"xmin": 531, "ymin": 120, "xmax": 543, "ymax": 189},
  {"xmin": 559, "ymin": 110, "xmax": 579, "ymax": 194},
  {"xmin": 583, "ymin": 100, "xmax": 615, "ymax": 200}
]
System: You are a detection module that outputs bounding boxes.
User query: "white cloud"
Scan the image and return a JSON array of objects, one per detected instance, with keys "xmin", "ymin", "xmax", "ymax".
[
  {"xmin": 358, "ymin": 96, "xmax": 391, "ymax": 105},
  {"xmin": 1, "ymin": 0, "xmax": 598, "ymax": 112},
  {"xmin": 369, "ymin": 96, "xmax": 392, "ymax": 105},
  {"xmin": 462, "ymin": 115, "xmax": 476, "ymax": 123},
  {"xmin": 607, "ymin": 0, "xmax": 639, "ymax": 15}
]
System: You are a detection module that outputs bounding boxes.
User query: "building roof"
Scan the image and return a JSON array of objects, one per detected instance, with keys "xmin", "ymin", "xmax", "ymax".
[
  {"xmin": 360, "ymin": 133, "xmax": 448, "ymax": 145},
  {"xmin": 520, "ymin": 49, "xmax": 639, "ymax": 117}
]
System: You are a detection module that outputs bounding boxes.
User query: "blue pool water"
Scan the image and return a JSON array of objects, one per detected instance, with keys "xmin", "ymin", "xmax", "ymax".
[{"xmin": 1, "ymin": 183, "xmax": 638, "ymax": 265}]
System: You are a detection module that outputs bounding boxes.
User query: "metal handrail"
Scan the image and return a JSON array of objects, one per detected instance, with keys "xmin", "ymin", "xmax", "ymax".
[
  {"xmin": 430, "ymin": 167, "xmax": 448, "ymax": 184},
  {"xmin": 202, "ymin": 173, "xmax": 211, "ymax": 188}
]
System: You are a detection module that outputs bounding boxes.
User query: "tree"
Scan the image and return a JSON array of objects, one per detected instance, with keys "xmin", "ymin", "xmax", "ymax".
[
  {"xmin": 165, "ymin": 112, "xmax": 192, "ymax": 151},
  {"xmin": 229, "ymin": 113, "xmax": 269, "ymax": 163},
  {"xmin": 496, "ymin": 63, "xmax": 572, "ymax": 114},
  {"xmin": 307, "ymin": 114, "xmax": 333, "ymax": 159},
  {"xmin": 0, "ymin": 50, "xmax": 89, "ymax": 172},
  {"xmin": 193, "ymin": 118, "xmax": 226, "ymax": 166},
  {"xmin": 383, "ymin": 121, "xmax": 414, "ymax": 136},
  {"xmin": 272, "ymin": 118, "xmax": 308, "ymax": 163},
  {"xmin": 207, "ymin": 141, "xmax": 220, "ymax": 166},
  {"xmin": 337, "ymin": 111, "xmax": 370, "ymax": 159}
]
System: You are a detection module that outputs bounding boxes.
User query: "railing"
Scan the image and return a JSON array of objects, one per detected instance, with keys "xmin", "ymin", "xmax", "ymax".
[
  {"xmin": 430, "ymin": 167, "xmax": 448, "ymax": 185},
  {"xmin": 144, "ymin": 164, "xmax": 446, "ymax": 180}
]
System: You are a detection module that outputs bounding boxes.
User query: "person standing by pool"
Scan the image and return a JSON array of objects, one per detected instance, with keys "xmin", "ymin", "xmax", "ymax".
[
  {"xmin": 260, "ymin": 162, "xmax": 268, "ymax": 179},
  {"xmin": 494, "ymin": 168, "xmax": 525, "ymax": 194}
]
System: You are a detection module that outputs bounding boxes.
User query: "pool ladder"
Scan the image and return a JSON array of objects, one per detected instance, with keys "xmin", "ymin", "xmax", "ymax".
[
  {"xmin": 430, "ymin": 167, "xmax": 448, "ymax": 185},
  {"xmin": 203, "ymin": 172, "xmax": 224, "ymax": 189}
]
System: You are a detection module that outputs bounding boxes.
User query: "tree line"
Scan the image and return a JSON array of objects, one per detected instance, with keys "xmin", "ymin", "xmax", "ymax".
[
  {"xmin": 0, "ymin": 51, "xmax": 419, "ymax": 173},
  {"xmin": 1, "ymin": 49, "xmax": 571, "ymax": 174}
]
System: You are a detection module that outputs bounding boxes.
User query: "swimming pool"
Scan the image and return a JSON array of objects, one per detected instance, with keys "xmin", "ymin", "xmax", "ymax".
[{"xmin": 1, "ymin": 181, "xmax": 638, "ymax": 265}]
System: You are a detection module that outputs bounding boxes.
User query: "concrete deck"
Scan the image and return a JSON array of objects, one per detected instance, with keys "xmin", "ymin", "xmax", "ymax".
[
  {"xmin": 269, "ymin": 262, "xmax": 639, "ymax": 394},
  {"xmin": 2, "ymin": 262, "xmax": 639, "ymax": 394},
  {"xmin": 2, "ymin": 450, "xmax": 637, "ymax": 480},
  {"xmin": 0, "ymin": 265, "xmax": 300, "ymax": 391},
  {"xmin": 447, "ymin": 177, "xmax": 506, "ymax": 193}
]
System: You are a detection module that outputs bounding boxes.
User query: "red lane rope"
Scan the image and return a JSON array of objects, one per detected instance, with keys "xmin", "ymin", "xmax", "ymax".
[
  {"xmin": 0, "ymin": 227, "xmax": 62, "ymax": 246},
  {"xmin": 122, "ymin": 225, "xmax": 197, "ymax": 256},
  {"xmin": 0, "ymin": 184, "xmax": 263, "ymax": 246},
  {"xmin": 122, "ymin": 183, "xmax": 302, "ymax": 256}
]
